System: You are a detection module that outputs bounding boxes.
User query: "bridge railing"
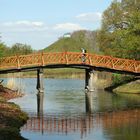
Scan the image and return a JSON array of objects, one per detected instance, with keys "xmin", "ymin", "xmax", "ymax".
[
  {"xmin": 0, "ymin": 53, "xmax": 42, "ymax": 69},
  {"xmin": 0, "ymin": 55, "xmax": 18, "ymax": 69},
  {"xmin": 90, "ymin": 54, "xmax": 140, "ymax": 73},
  {"xmin": 43, "ymin": 52, "xmax": 90, "ymax": 65},
  {"xmin": 0, "ymin": 52, "xmax": 140, "ymax": 74}
]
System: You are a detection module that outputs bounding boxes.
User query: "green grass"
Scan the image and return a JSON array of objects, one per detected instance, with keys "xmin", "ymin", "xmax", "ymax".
[
  {"xmin": 113, "ymin": 80, "xmax": 140, "ymax": 94},
  {"xmin": 105, "ymin": 74, "xmax": 137, "ymax": 92},
  {"xmin": 44, "ymin": 37, "xmax": 95, "ymax": 53}
]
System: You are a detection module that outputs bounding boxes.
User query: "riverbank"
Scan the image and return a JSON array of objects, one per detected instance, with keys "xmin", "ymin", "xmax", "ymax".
[
  {"xmin": 0, "ymin": 85, "xmax": 28, "ymax": 140},
  {"xmin": 113, "ymin": 79, "xmax": 140, "ymax": 94},
  {"xmin": 105, "ymin": 78, "xmax": 140, "ymax": 94}
]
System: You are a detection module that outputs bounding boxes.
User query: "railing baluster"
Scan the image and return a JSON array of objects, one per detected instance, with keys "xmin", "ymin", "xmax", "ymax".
[
  {"xmin": 89, "ymin": 55, "xmax": 92, "ymax": 65},
  {"xmin": 65, "ymin": 52, "xmax": 68, "ymax": 64},
  {"xmin": 17, "ymin": 55, "xmax": 20, "ymax": 69},
  {"xmin": 41, "ymin": 52, "xmax": 44, "ymax": 66}
]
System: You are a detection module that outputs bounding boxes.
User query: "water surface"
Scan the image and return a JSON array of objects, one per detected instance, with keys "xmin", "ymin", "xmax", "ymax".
[{"xmin": 9, "ymin": 78, "xmax": 140, "ymax": 140}]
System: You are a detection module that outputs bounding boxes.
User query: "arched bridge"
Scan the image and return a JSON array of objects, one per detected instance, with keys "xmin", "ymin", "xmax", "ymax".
[
  {"xmin": 0, "ymin": 52, "xmax": 140, "ymax": 91},
  {"xmin": 0, "ymin": 52, "xmax": 140, "ymax": 75}
]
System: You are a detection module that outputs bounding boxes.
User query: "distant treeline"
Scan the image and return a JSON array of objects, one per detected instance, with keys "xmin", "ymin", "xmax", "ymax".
[{"xmin": 0, "ymin": 42, "xmax": 34, "ymax": 57}]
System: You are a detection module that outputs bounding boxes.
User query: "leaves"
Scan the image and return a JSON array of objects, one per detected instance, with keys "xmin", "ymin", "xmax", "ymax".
[
  {"xmin": 98, "ymin": 0, "xmax": 140, "ymax": 60},
  {"xmin": 0, "ymin": 43, "xmax": 33, "ymax": 57}
]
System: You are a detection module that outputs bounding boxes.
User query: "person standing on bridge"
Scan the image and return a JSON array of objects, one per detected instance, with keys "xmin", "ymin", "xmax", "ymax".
[{"xmin": 81, "ymin": 48, "xmax": 86, "ymax": 63}]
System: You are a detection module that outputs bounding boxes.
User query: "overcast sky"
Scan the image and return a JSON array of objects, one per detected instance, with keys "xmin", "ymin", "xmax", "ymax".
[{"xmin": 0, "ymin": 0, "xmax": 112, "ymax": 50}]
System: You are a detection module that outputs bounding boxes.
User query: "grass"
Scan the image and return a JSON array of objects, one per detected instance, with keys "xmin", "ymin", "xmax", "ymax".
[
  {"xmin": 105, "ymin": 74, "xmax": 138, "ymax": 92},
  {"xmin": 44, "ymin": 37, "xmax": 95, "ymax": 53},
  {"xmin": 113, "ymin": 80, "xmax": 140, "ymax": 94}
]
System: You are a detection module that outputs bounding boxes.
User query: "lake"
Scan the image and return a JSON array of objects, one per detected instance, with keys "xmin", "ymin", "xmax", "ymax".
[{"xmin": 9, "ymin": 78, "xmax": 140, "ymax": 140}]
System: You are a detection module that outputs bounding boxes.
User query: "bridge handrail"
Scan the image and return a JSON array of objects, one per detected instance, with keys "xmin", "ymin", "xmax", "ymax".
[{"xmin": 0, "ymin": 52, "xmax": 140, "ymax": 74}]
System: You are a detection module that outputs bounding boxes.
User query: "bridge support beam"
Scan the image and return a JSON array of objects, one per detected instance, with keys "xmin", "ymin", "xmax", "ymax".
[
  {"xmin": 36, "ymin": 68, "xmax": 44, "ymax": 93},
  {"xmin": 85, "ymin": 69, "xmax": 94, "ymax": 91}
]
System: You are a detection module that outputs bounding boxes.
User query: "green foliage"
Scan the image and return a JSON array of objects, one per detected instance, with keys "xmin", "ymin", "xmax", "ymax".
[
  {"xmin": 98, "ymin": 0, "xmax": 140, "ymax": 60},
  {"xmin": 0, "ymin": 42, "xmax": 33, "ymax": 57},
  {"xmin": 0, "ymin": 43, "xmax": 8, "ymax": 57},
  {"xmin": 112, "ymin": 73, "xmax": 134, "ymax": 86},
  {"xmin": 44, "ymin": 38, "xmax": 82, "ymax": 52},
  {"xmin": 113, "ymin": 80, "xmax": 140, "ymax": 94},
  {"xmin": 8, "ymin": 43, "xmax": 33, "ymax": 56}
]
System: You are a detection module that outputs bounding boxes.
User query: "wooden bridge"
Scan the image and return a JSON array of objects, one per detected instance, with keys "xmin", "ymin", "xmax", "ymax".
[
  {"xmin": 0, "ymin": 52, "xmax": 140, "ymax": 91},
  {"xmin": 0, "ymin": 52, "xmax": 140, "ymax": 74}
]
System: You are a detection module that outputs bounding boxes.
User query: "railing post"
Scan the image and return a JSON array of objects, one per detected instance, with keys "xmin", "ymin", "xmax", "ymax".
[
  {"xmin": 65, "ymin": 52, "xmax": 68, "ymax": 64},
  {"xmin": 41, "ymin": 52, "xmax": 44, "ymax": 66},
  {"xmin": 88, "ymin": 54, "xmax": 92, "ymax": 65},
  {"xmin": 134, "ymin": 62, "xmax": 138, "ymax": 73},
  {"xmin": 17, "ymin": 55, "xmax": 20, "ymax": 69},
  {"xmin": 111, "ymin": 57, "xmax": 114, "ymax": 69}
]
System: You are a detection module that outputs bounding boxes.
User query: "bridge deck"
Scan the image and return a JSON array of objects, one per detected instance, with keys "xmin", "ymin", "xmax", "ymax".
[{"xmin": 0, "ymin": 52, "xmax": 140, "ymax": 75}]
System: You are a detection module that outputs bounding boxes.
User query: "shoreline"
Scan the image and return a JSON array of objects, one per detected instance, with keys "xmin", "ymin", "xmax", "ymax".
[
  {"xmin": 0, "ymin": 85, "xmax": 28, "ymax": 140},
  {"xmin": 0, "ymin": 73, "xmax": 85, "ymax": 79},
  {"xmin": 105, "ymin": 79, "xmax": 140, "ymax": 94}
]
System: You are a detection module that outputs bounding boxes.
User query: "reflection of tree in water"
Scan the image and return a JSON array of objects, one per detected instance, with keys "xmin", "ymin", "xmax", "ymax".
[
  {"xmin": 102, "ymin": 109, "xmax": 140, "ymax": 140},
  {"xmin": 97, "ymin": 91, "xmax": 140, "ymax": 112},
  {"xmin": 116, "ymin": 93, "xmax": 140, "ymax": 107},
  {"xmin": 102, "ymin": 94, "xmax": 140, "ymax": 140},
  {"xmin": 22, "ymin": 109, "xmax": 140, "ymax": 140},
  {"xmin": 46, "ymin": 90, "xmax": 140, "ymax": 114}
]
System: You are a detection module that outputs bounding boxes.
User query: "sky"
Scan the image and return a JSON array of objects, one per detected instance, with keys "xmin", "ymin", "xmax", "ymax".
[{"xmin": 0, "ymin": 0, "xmax": 112, "ymax": 50}]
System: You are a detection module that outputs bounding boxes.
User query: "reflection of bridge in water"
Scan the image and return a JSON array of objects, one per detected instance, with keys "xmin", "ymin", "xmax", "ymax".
[
  {"xmin": 22, "ymin": 109, "xmax": 140, "ymax": 138},
  {"xmin": 23, "ymin": 90, "xmax": 140, "ymax": 139}
]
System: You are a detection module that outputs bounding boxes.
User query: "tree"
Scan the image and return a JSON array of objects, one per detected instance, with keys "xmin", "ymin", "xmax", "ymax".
[
  {"xmin": 0, "ymin": 36, "xmax": 8, "ymax": 57},
  {"xmin": 97, "ymin": 0, "xmax": 140, "ymax": 60},
  {"xmin": 0, "ymin": 34, "xmax": 34, "ymax": 57},
  {"xmin": 9, "ymin": 43, "xmax": 33, "ymax": 55}
]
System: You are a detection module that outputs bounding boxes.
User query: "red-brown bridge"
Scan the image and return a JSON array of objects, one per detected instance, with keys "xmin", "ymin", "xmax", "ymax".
[
  {"xmin": 0, "ymin": 52, "xmax": 140, "ymax": 91},
  {"xmin": 0, "ymin": 52, "xmax": 140, "ymax": 74}
]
